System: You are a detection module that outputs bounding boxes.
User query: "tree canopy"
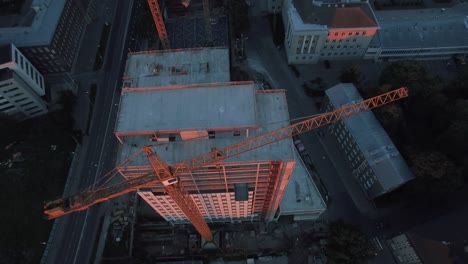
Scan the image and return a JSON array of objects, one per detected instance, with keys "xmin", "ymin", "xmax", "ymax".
[
  {"xmin": 375, "ymin": 60, "xmax": 468, "ymax": 199},
  {"xmin": 326, "ymin": 221, "xmax": 375, "ymax": 264}
]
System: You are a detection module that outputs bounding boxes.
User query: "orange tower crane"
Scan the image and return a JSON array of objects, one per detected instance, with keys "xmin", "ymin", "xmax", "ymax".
[
  {"xmin": 43, "ymin": 87, "xmax": 409, "ymax": 242},
  {"xmin": 147, "ymin": 0, "xmax": 171, "ymax": 49}
]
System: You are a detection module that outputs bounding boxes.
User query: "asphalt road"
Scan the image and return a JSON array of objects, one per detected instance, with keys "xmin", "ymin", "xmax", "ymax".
[
  {"xmin": 244, "ymin": 16, "xmax": 397, "ymax": 263},
  {"xmin": 44, "ymin": 0, "xmax": 133, "ymax": 263}
]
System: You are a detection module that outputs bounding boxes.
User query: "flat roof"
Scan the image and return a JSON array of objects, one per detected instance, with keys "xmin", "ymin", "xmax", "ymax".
[
  {"xmin": 117, "ymin": 90, "xmax": 289, "ymax": 164},
  {"xmin": 123, "ymin": 47, "xmax": 230, "ymax": 88},
  {"xmin": 0, "ymin": 0, "xmax": 65, "ymax": 47},
  {"xmin": 280, "ymin": 150, "xmax": 327, "ymax": 216},
  {"xmin": 287, "ymin": 0, "xmax": 377, "ymax": 30},
  {"xmin": 375, "ymin": 3, "xmax": 468, "ymax": 49},
  {"xmin": 0, "ymin": 44, "xmax": 11, "ymax": 64},
  {"xmin": 116, "ymin": 82, "xmax": 257, "ymax": 134},
  {"xmin": 325, "ymin": 83, "xmax": 414, "ymax": 191},
  {"xmin": 117, "ymin": 89, "xmax": 326, "ymax": 215}
]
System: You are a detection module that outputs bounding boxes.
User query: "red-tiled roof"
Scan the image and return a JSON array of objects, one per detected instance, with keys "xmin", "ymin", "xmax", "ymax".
[{"xmin": 331, "ymin": 7, "xmax": 377, "ymax": 28}]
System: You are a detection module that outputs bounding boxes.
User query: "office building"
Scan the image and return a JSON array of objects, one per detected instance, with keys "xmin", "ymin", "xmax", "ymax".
[
  {"xmin": 0, "ymin": 0, "xmax": 95, "ymax": 73},
  {"xmin": 114, "ymin": 47, "xmax": 326, "ymax": 224},
  {"xmin": 387, "ymin": 233, "xmax": 454, "ymax": 264},
  {"xmin": 323, "ymin": 83, "xmax": 414, "ymax": 199},
  {"xmin": 0, "ymin": 44, "xmax": 47, "ymax": 121},
  {"xmin": 365, "ymin": 3, "xmax": 468, "ymax": 61},
  {"xmin": 282, "ymin": 0, "xmax": 379, "ymax": 64}
]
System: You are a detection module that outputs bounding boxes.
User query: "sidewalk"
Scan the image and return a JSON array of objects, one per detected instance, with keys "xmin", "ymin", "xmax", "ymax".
[{"xmin": 244, "ymin": 16, "xmax": 377, "ymax": 218}]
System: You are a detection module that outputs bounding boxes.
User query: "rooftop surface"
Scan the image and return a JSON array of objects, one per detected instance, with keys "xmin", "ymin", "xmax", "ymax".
[
  {"xmin": 375, "ymin": 3, "xmax": 468, "ymax": 49},
  {"xmin": 0, "ymin": 44, "xmax": 12, "ymax": 65},
  {"xmin": 123, "ymin": 47, "xmax": 230, "ymax": 88},
  {"xmin": 0, "ymin": 0, "xmax": 35, "ymax": 28},
  {"xmin": 0, "ymin": 0, "xmax": 65, "ymax": 47},
  {"xmin": 117, "ymin": 89, "xmax": 290, "ymax": 165},
  {"xmin": 116, "ymin": 90, "xmax": 326, "ymax": 214},
  {"xmin": 325, "ymin": 83, "xmax": 414, "ymax": 191},
  {"xmin": 288, "ymin": 0, "xmax": 377, "ymax": 30},
  {"xmin": 0, "ymin": 68, "xmax": 14, "ymax": 81},
  {"xmin": 280, "ymin": 150, "xmax": 327, "ymax": 216},
  {"xmin": 116, "ymin": 82, "xmax": 258, "ymax": 134}
]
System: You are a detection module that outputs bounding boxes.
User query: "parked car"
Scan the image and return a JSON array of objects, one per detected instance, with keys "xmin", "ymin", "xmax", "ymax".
[{"xmin": 294, "ymin": 139, "xmax": 306, "ymax": 153}]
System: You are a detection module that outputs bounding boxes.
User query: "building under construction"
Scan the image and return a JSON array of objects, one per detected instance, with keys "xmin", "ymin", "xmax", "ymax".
[{"xmin": 114, "ymin": 47, "xmax": 326, "ymax": 225}]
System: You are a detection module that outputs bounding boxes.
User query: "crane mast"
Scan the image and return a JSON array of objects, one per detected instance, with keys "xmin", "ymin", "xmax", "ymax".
[
  {"xmin": 147, "ymin": 0, "xmax": 171, "ymax": 49},
  {"xmin": 148, "ymin": 0, "xmax": 212, "ymax": 49},
  {"xmin": 43, "ymin": 87, "xmax": 409, "ymax": 241},
  {"xmin": 143, "ymin": 146, "xmax": 213, "ymax": 241}
]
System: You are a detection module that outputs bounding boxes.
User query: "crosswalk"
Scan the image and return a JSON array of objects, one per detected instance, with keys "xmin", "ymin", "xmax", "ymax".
[{"xmin": 370, "ymin": 236, "xmax": 384, "ymax": 251}]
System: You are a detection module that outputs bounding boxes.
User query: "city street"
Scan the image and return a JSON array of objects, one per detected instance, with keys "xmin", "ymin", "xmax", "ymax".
[
  {"xmin": 42, "ymin": 0, "xmax": 134, "ymax": 263},
  {"xmin": 244, "ymin": 16, "xmax": 396, "ymax": 263}
]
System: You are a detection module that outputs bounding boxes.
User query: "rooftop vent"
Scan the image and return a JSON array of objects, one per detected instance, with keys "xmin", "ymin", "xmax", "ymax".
[{"xmin": 149, "ymin": 63, "xmax": 163, "ymax": 75}]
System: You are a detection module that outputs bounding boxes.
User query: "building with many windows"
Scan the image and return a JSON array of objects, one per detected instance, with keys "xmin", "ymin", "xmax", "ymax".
[
  {"xmin": 0, "ymin": 0, "xmax": 95, "ymax": 73},
  {"xmin": 322, "ymin": 83, "xmax": 414, "ymax": 199},
  {"xmin": 113, "ymin": 47, "xmax": 326, "ymax": 224},
  {"xmin": 365, "ymin": 3, "xmax": 468, "ymax": 61},
  {"xmin": 282, "ymin": 0, "xmax": 379, "ymax": 64},
  {"xmin": 387, "ymin": 233, "xmax": 454, "ymax": 264},
  {"xmin": 0, "ymin": 44, "xmax": 47, "ymax": 121},
  {"xmin": 0, "ymin": 44, "xmax": 45, "ymax": 96}
]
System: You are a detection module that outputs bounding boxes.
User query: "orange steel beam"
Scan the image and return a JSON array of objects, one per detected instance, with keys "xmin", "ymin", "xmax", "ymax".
[
  {"xmin": 44, "ymin": 88, "xmax": 408, "ymax": 234},
  {"xmin": 143, "ymin": 146, "xmax": 213, "ymax": 241},
  {"xmin": 44, "ymin": 173, "xmax": 158, "ymax": 219},
  {"xmin": 147, "ymin": 0, "xmax": 170, "ymax": 49},
  {"xmin": 171, "ymin": 87, "xmax": 409, "ymax": 175}
]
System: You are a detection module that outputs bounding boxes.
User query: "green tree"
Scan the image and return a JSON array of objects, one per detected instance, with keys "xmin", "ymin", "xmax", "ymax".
[
  {"xmin": 326, "ymin": 220, "xmax": 375, "ymax": 264},
  {"xmin": 379, "ymin": 60, "xmax": 426, "ymax": 89},
  {"xmin": 406, "ymin": 148, "xmax": 463, "ymax": 195},
  {"xmin": 437, "ymin": 120, "xmax": 468, "ymax": 164},
  {"xmin": 57, "ymin": 90, "xmax": 77, "ymax": 113},
  {"xmin": 340, "ymin": 64, "xmax": 362, "ymax": 85}
]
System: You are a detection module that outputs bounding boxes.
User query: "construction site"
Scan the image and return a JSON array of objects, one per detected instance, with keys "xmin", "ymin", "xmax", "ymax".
[{"xmin": 42, "ymin": 0, "xmax": 411, "ymax": 263}]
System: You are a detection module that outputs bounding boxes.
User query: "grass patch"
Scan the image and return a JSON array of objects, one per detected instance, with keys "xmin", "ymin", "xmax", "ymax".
[
  {"xmin": 93, "ymin": 23, "xmax": 111, "ymax": 71},
  {"xmin": 0, "ymin": 112, "xmax": 76, "ymax": 263}
]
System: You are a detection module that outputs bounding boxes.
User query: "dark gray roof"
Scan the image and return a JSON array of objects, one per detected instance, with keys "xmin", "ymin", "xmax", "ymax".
[
  {"xmin": 325, "ymin": 83, "xmax": 414, "ymax": 192},
  {"xmin": 0, "ymin": 44, "xmax": 12, "ymax": 64},
  {"xmin": 0, "ymin": 68, "xmax": 13, "ymax": 81},
  {"xmin": 291, "ymin": 0, "xmax": 377, "ymax": 28},
  {"xmin": 375, "ymin": 3, "xmax": 468, "ymax": 49}
]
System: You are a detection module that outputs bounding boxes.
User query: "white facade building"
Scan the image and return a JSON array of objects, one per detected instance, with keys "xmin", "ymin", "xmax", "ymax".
[
  {"xmin": 0, "ymin": 44, "xmax": 47, "ymax": 121},
  {"xmin": 282, "ymin": 0, "xmax": 379, "ymax": 64},
  {"xmin": 323, "ymin": 84, "xmax": 414, "ymax": 199},
  {"xmin": 0, "ymin": 44, "xmax": 45, "ymax": 96},
  {"xmin": 366, "ymin": 3, "xmax": 468, "ymax": 61},
  {"xmin": 0, "ymin": 68, "xmax": 48, "ymax": 121}
]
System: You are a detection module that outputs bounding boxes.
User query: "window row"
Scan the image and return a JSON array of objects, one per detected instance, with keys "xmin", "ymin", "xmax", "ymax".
[{"xmin": 330, "ymin": 31, "xmax": 367, "ymax": 36}]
